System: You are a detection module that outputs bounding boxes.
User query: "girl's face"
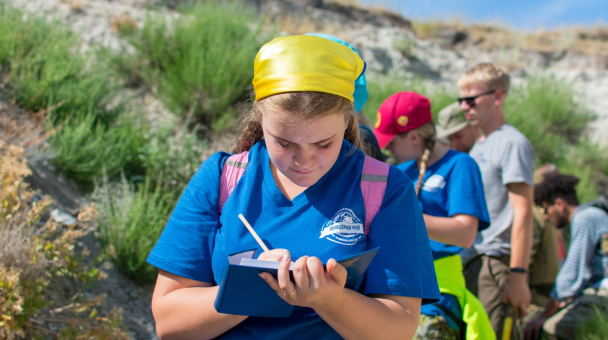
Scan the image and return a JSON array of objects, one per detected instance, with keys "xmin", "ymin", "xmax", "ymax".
[
  {"xmin": 262, "ymin": 109, "xmax": 347, "ymax": 189},
  {"xmin": 385, "ymin": 132, "xmax": 423, "ymax": 163}
]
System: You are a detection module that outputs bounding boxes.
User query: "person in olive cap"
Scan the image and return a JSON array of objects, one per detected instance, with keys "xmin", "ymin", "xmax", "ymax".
[{"xmin": 436, "ymin": 102, "xmax": 480, "ymax": 154}]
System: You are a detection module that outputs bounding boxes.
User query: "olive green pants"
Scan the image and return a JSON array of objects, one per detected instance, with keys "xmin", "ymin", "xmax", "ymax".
[{"xmin": 464, "ymin": 255, "xmax": 520, "ymax": 340}]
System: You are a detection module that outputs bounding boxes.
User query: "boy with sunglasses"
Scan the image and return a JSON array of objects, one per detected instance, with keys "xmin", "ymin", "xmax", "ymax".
[{"xmin": 458, "ymin": 63, "xmax": 536, "ymax": 339}]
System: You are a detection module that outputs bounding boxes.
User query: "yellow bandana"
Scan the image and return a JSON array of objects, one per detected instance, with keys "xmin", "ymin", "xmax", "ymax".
[{"xmin": 253, "ymin": 35, "xmax": 366, "ymax": 102}]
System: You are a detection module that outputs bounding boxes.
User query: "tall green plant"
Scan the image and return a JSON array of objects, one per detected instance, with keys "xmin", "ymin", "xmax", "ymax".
[
  {"xmin": 575, "ymin": 304, "xmax": 608, "ymax": 340},
  {"xmin": 114, "ymin": 0, "xmax": 267, "ymax": 129},
  {"xmin": 558, "ymin": 141, "xmax": 608, "ymax": 202},
  {"xmin": 505, "ymin": 74, "xmax": 595, "ymax": 165},
  {"xmin": 49, "ymin": 113, "xmax": 146, "ymax": 187},
  {"xmin": 139, "ymin": 119, "xmax": 207, "ymax": 195},
  {"xmin": 503, "ymin": 74, "xmax": 606, "ymax": 199},
  {"xmin": 0, "ymin": 5, "xmax": 121, "ymax": 124},
  {"xmin": 95, "ymin": 175, "xmax": 174, "ymax": 284}
]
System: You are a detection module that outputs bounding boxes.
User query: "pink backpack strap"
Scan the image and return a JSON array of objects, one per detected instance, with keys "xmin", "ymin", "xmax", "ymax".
[
  {"xmin": 219, "ymin": 151, "xmax": 249, "ymax": 214},
  {"xmin": 361, "ymin": 156, "xmax": 390, "ymax": 235}
]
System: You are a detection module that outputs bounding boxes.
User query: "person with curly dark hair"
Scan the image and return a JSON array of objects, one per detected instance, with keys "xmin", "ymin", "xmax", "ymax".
[{"xmin": 523, "ymin": 172, "xmax": 608, "ymax": 340}]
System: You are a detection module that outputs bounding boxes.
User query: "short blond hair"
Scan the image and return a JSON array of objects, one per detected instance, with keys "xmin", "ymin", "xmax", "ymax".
[{"xmin": 457, "ymin": 63, "xmax": 510, "ymax": 93}]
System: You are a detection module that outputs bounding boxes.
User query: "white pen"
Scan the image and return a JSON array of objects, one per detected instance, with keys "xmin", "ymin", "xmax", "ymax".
[{"xmin": 238, "ymin": 214, "xmax": 270, "ymax": 252}]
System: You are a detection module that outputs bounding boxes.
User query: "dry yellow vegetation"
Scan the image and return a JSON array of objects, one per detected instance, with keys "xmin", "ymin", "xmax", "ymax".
[{"xmin": 413, "ymin": 19, "xmax": 608, "ymax": 57}]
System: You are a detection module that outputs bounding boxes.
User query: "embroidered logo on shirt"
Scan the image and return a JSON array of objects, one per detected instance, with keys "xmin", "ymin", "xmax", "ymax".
[
  {"xmin": 422, "ymin": 174, "xmax": 446, "ymax": 192},
  {"xmin": 320, "ymin": 208, "xmax": 364, "ymax": 245}
]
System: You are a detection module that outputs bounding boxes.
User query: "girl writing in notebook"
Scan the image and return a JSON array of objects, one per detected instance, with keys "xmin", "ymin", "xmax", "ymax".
[
  {"xmin": 147, "ymin": 36, "xmax": 439, "ymax": 339},
  {"xmin": 373, "ymin": 92, "xmax": 494, "ymax": 339}
]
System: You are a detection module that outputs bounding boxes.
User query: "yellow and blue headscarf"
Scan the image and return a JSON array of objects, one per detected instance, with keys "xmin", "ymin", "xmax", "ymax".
[
  {"xmin": 305, "ymin": 33, "xmax": 369, "ymax": 113},
  {"xmin": 253, "ymin": 35, "xmax": 366, "ymax": 104}
]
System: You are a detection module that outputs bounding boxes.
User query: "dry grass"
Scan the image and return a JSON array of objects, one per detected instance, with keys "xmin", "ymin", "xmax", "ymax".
[
  {"xmin": 58, "ymin": 0, "xmax": 84, "ymax": 11},
  {"xmin": 0, "ymin": 141, "xmax": 131, "ymax": 338},
  {"xmin": 0, "ymin": 105, "xmax": 48, "ymax": 155},
  {"xmin": 110, "ymin": 14, "xmax": 139, "ymax": 35},
  {"xmin": 0, "ymin": 142, "xmax": 42, "ymax": 271},
  {"xmin": 272, "ymin": 0, "xmax": 410, "ymax": 35},
  {"xmin": 268, "ymin": 12, "xmax": 329, "ymax": 35},
  {"xmin": 413, "ymin": 19, "xmax": 608, "ymax": 57},
  {"xmin": 327, "ymin": 0, "xmax": 362, "ymax": 6}
]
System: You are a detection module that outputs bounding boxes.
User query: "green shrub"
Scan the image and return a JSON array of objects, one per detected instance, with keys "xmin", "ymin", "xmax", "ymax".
[
  {"xmin": 506, "ymin": 74, "xmax": 595, "ymax": 165},
  {"xmin": 139, "ymin": 119, "xmax": 207, "ymax": 195},
  {"xmin": 49, "ymin": 113, "xmax": 146, "ymax": 187},
  {"xmin": 504, "ymin": 74, "xmax": 606, "ymax": 199},
  {"xmin": 557, "ymin": 141, "xmax": 608, "ymax": 203},
  {"xmin": 112, "ymin": 0, "xmax": 267, "ymax": 130},
  {"xmin": 0, "ymin": 4, "xmax": 23, "ymax": 65},
  {"xmin": 95, "ymin": 175, "xmax": 174, "ymax": 284},
  {"xmin": 575, "ymin": 304, "xmax": 608, "ymax": 340},
  {"xmin": 0, "ymin": 5, "xmax": 121, "ymax": 125}
]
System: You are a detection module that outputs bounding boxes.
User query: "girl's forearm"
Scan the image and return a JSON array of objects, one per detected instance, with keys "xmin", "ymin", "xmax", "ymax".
[
  {"xmin": 424, "ymin": 214, "xmax": 478, "ymax": 248},
  {"xmin": 152, "ymin": 285, "xmax": 247, "ymax": 340},
  {"xmin": 315, "ymin": 290, "xmax": 420, "ymax": 340}
]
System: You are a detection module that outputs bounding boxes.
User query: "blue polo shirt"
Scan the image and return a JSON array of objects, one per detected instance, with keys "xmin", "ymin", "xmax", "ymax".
[
  {"xmin": 148, "ymin": 140, "xmax": 439, "ymax": 339},
  {"xmin": 397, "ymin": 149, "xmax": 490, "ymax": 260}
]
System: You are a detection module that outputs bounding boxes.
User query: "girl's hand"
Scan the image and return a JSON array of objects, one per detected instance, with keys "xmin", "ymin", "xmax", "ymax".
[
  {"xmin": 259, "ymin": 254, "xmax": 348, "ymax": 311},
  {"xmin": 257, "ymin": 248, "xmax": 290, "ymax": 262}
]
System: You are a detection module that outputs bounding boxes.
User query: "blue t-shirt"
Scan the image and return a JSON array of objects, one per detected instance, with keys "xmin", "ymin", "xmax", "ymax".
[
  {"xmin": 397, "ymin": 149, "xmax": 490, "ymax": 260},
  {"xmin": 147, "ymin": 140, "xmax": 439, "ymax": 339}
]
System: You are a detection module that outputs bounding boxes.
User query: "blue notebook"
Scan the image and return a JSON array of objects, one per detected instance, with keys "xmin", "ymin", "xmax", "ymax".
[{"xmin": 214, "ymin": 247, "xmax": 380, "ymax": 317}]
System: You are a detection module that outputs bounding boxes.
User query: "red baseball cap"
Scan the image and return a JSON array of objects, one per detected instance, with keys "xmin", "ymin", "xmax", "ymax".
[{"xmin": 373, "ymin": 91, "xmax": 432, "ymax": 148}]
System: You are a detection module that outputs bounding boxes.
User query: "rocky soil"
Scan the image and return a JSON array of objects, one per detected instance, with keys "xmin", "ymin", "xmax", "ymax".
[{"xmin": 3, "ymin": 0, "xmax": 608, "ymax": 338}]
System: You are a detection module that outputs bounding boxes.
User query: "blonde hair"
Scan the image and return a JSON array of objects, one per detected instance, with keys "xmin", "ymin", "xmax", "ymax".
[
  {"xmin": 233, "ymin": 92, "xmax": 363, "ymax": 154},
  {"xmin": 413, "ymin": 122, "xmax": 436, "ymax": 195},
  {"xmin": 457, "ymin": 63, "xmax": 510, "ymax": 94}
]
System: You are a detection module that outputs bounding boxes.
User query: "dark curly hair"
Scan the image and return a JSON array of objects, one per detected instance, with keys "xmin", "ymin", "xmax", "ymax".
[{"xmin": 534, "ymin": 172, "xmax": 580, "ymax": 206}]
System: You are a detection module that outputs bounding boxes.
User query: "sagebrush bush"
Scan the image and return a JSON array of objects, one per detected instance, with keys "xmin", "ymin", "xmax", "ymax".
[
  {"xmin": 575, "ymin": 303, "xmax": 608, "ymax": 340},
  {"xmin": 505, "ymin": 74, "xmax": 607, "ymax": 200},
  {"xmin": 558, "ymin": 141, "xmax": 608, "ymax": 202},
  {"xmin": 505, "ymin": 74, "xmax": 596, "ymax": 165},
  {"xmin": 49, "ymin": 113, "xmax": 146, "ymax": 187},
  {"xmin": 139, "ymin": 119, "xmax": 207, "ymax": 195},
  {"xmin": 0, "ymin": 141, "xmax": 130, "ymax": 339},
  {"xmin": 0, "ymin": 5, "xmax": 122, "ymax": 125},
  {"xmin": 112, "ymin": 0, "xmax": 267, "ymax": 130},
  {"xmin": 95, "ymin": 175, "xmax": 174, "ymax": 284}
]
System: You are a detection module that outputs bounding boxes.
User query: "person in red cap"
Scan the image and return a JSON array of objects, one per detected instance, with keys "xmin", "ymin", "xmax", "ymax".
[{"xmin": 374, "ymin": 91, "xmax": 495, "ymax": 339}]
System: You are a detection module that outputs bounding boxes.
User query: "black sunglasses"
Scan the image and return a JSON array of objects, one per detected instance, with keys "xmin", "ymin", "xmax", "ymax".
[{"xmin": 457, "ymin": 89, "xmax": 496, "ymax": 108}]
